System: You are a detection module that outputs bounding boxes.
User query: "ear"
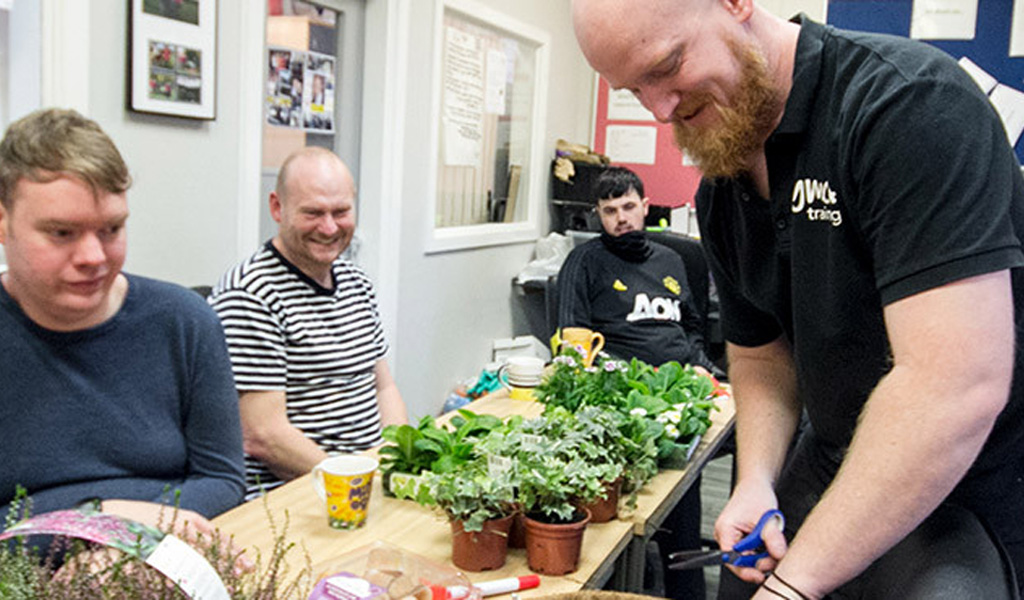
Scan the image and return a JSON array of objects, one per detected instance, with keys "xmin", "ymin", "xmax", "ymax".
[
  {"xmin": 721, "ymin": 0, "xmax": 754, "ymax": 21},
  {"xmin": 269, "ymin": 191, "xmax": 284, "ymax": 224},
  {"xmin": 642, "ymin": 196, "xmax": 651, "ymax": 216},
  {"xmin": 0, "ymin": 204, "xmax": 8, "ymax": 245}
]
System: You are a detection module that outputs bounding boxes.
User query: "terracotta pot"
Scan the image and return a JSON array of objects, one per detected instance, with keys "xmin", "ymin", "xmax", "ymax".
[
  {"xmin": 508, "ymin": 512, "xmax": 527, "ymax": 549},
  {"xmin": 522, "ymin": 509, "xmax": 591, "ymax": 575},
  {"xmin": 582, "ymin": 479, "xmax": 622, "ymax": 524},
  {"xmin": 450, "ymin": 513, "xmax": 515, "ymax": 572}
]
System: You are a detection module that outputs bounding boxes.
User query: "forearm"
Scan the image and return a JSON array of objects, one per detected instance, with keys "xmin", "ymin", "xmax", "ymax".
[
  {"xmin": 727, "ymin": 337, "xmax": 801, "ymax": 489},
  {"xmin": 245, "ymin": 426, "xmax": 328, "ymax": 482},
  {"xmin": 374, "ymin": 359, "xmax": 408, "ymax": 427},
  {"xmin": 773, "ymin": 363, "xmax": 1004, "ymax": 597}
]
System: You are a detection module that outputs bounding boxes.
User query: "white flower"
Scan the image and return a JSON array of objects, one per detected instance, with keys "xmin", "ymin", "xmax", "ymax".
[
  {"xmin": 629, "ymin": 407, "xmax": 648, "ymax": 417},
  {"xmin": 584, "ymin": 366, "xmax": 598, "ymax": 373},
  {"xmin": 659, "ymin": 410, "xmax": 683, "ymax": 424},
  {"xmin": 554, "ymin": 355, "xmax": 577, "ymax": 368},
  {"xmin": 673, "ymin": 402, "xmax": 690, "ymax": 411},
  {"xmin": 664, "ymin": 424, "xmax": 680, "ymax": 439},
  {"xmin": 603, "ymin": 361, "xmax": 619, "ymax": 372}
]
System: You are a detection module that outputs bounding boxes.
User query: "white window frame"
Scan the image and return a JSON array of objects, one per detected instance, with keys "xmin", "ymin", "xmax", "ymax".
[{"xmin": 424, "ymin": 0, "xmax": 549, "ymax": 254}]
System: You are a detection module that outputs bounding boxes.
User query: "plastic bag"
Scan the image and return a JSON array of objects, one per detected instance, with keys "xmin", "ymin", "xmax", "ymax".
[
  {"xmin": 309, "ymin": 541, "xmax": 481, "ymax": 600},
  {"xmin": 515, "ymin": 233, "xmax": 573, "ymax": 283}
]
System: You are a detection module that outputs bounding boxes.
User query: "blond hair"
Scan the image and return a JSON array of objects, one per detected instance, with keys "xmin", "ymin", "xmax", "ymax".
[{"xmin": 0, "ymin": 108, "xmax": 131, "ymax": 208}]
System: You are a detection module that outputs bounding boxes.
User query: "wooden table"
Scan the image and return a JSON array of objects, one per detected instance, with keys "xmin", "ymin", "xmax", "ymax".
[{"xmin": 213, "ymin": 391, "xmax": 735, "ymax": 597}]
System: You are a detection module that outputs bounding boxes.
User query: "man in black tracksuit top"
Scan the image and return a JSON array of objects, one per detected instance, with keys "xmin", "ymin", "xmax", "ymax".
[
  {"xmin": 557, "ymin": 167, "xmax": 716, "ymax": 371},
  {"xmin": 557, "ymin": 166, "xmax": 714, "ymax": 598}
]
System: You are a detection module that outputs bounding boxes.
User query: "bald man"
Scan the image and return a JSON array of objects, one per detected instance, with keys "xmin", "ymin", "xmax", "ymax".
[
  {"xmin": 210, "ymin": 148, "xmax": 407, "ymax": 499},
  {"xmin": 574, "ymin": 1, "xmax": 1024, "ymax": 599}
]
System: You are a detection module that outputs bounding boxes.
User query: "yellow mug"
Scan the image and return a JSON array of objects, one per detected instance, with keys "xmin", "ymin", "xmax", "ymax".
[
  {"xmin": 311, "ymin": 455, "xmax": 378, "ymax": 530},
  {"xmin": 560, "ymin": 327, "xmax": 606, "ymax": 367}
]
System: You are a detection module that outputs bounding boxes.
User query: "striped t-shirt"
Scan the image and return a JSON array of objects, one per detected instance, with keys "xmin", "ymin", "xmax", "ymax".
[{"xmin": 209, "ymin": 241, "xmax": 388, "ymax": 498}]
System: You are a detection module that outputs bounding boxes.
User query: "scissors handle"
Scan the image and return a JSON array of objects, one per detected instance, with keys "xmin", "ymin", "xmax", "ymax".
[{"xmin": 728, "ymin": 509, "xmax": 785, "ymax": 567}]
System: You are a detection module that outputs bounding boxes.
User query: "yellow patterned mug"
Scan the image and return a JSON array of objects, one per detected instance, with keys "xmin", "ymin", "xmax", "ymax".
[{"xmin": 311, "ymin": 455, "xmax": 378, "ymax": 530}]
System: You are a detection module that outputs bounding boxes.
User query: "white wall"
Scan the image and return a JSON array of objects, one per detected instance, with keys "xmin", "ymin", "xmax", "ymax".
[
  {"xmin": 84, "ymin": 1, "xmax": 256, "ymax": 287},
  {"xmin": 388, "ymin": 0, "xmax": 595, "ymax": 419}
]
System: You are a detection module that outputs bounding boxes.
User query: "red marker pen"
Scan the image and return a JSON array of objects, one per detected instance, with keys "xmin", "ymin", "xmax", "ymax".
[{"xmin": 438, "ymin": 575, "xmax": 541, "ymax": 599}]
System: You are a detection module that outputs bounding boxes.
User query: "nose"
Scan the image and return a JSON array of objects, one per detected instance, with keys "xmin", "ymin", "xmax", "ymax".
[
  {"xmin": 317, "ymin": 214, "xmax": 339, "ymax": 236},
  {"xmin": 635, "ymin": 84, "xmax": 680, "ymax": 123},
  {"xmin": 72, "ymin": 233, "xmax": 106, "ymax": 266}
]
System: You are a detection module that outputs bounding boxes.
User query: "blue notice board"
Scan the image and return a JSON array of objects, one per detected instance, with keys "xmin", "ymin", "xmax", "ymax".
[{"xmin": 828, "ymin": 0, "xmax": 1024, "ymax": 162}]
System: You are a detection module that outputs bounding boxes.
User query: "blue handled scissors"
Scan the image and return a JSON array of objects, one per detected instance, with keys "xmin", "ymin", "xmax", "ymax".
[{"xmin": 668, "ymin": 509, "xmax": 785, "ymax": 570}]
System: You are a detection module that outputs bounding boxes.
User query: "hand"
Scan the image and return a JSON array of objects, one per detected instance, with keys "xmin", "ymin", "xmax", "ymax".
[
  {"xmin": 714, "ymin": 480, "xmax": 788, "ymax": 584},
  {"xmin": 101, "ymin": 500, "xmax": 255, "ymax": 574}
]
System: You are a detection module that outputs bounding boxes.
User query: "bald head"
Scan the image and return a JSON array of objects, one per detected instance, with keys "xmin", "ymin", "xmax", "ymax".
[{"xmin": 275, "ymin": 146, "xmax": 354, "ymax": 204}]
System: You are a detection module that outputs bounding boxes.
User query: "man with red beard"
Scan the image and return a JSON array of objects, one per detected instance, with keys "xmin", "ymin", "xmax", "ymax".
[
  {"xmin": 209, "ymin": 148, "xmax": 407, "ymax": 499},
  {"xmin": 574, "ymin": 1, "xmax": 1024, "ymax": 599}
]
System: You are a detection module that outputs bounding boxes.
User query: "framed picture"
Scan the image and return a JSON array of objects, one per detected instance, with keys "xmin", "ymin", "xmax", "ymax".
[{"xmin": 129, "ymin": 0, "xmax": 217, "ymax": 119}]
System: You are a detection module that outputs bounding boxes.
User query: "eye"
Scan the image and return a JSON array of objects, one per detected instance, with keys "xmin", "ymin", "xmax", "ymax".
[{"xmin": 49, "ymin": 228, "xmax": 75, "ymax": 240}]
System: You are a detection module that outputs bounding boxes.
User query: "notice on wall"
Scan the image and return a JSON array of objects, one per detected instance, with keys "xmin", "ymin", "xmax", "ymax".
[
  {"xmin": 958, "ymin": 56, "xmax": 997, "ymax": 93},
  {"xmin": 990, "ymin": 83, "xmax": 1024, "ymax": 147},
  {"xmin": 910, "ymin": 0, "xmax": 978, "ymax": 40},
  {"xmin": 443, "ymin": 25, "xmax": 484, "ymax": 166},
  {"xmin": 607, "ymin": 89, "xmax": 656, "ymax": 121},
  {"xmin": 1011, "ymin": 0, "xmax": 1024, "ymax": 56},
  {"xmin": 605, "ymin": 125, "xmax": 658, "ymax": 165},
  {"xmin": 485, "ymin": 48, "xmax": 507, "ymax": 115}
]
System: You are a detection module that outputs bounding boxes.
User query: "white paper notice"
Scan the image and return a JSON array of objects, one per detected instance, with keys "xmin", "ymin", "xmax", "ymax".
[
  {"xmin": 485, "ymin": 49, "xmax": 507, "ymax": 115},
  {"xmin": 910, "ymin": 0, "xmax": 978, "ymax": 40},
  {"xmin": 958, "ymin": 57, "xmax": 998, "ymax": 94},
  {"xmin": 607, "ymin": 89, "xmax": 656, "ymax": 121},
  {"xmin": 989, "ymin": 83, "xmax": 1024, "ymax": 147},
  {"xmin": 1011, "ymin": 0, "xmax": 1024, "ymax": 56},
  {"xmin": 145, "ymin": 535, "xmax": 230, "ymax": 600},
  {"xmin": 443, "ymin": 26, "xmax": 484, "ymax": 166},
  {"xmin": 606, "ymin": 125, "xmax": 657, "ymax": 165}
]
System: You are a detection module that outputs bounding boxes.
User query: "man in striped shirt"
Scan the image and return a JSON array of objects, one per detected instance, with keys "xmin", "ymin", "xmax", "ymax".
[{"xmin": 210, "ymin": 147, "xmax": 407, "ymax": 499}]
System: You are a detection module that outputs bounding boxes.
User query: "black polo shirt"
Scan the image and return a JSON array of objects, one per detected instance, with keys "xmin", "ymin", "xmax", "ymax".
[{"xmin": 696, "ymin": 17, "xmax": 1024, "ymax": 473}]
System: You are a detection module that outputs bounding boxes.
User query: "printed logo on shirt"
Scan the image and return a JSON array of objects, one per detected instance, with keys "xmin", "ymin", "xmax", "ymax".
[
  {"xmin": 613, "ymin": 279, "xmax": 628, "ymax": 291},
  {"xmin": 626, "ymin": 293, "xmax": 681, "ymax": 322},
  {"xmin": 791, "ymin": 178, "xmax": 842, "ymax": 227},
  {"xmin": 663, "ymin": 276, "xmax": 681, "ymax": 295}
]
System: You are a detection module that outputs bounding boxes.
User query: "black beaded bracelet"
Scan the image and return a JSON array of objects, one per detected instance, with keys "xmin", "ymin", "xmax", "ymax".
[
  {"xmin": 759, "ymin": 583, "xmax": 790, "ymax": 599},
  {"xmin": 771, "ymin": 572, "xmax": 812, "ymax": 600}
]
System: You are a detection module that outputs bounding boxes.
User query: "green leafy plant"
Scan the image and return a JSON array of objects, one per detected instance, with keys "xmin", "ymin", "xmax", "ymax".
[
  {"xmin": 379, "ymin": 410, "xmax": 502, "ymax": 480},
  {"xmin": 535, "ymin": 344, "xmax": 725, "ymax": 470},
  {"xmin": 419, "ymin": 458, "xmax": 517, "ymax": 533}
]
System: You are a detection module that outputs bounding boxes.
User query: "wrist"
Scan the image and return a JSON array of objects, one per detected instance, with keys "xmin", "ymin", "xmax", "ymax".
[{"xmin": 765, "ymin": 570, "xmax": 820, "ymax": 600}]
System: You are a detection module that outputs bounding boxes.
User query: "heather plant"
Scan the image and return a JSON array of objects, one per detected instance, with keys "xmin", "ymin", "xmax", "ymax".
[{"xmin": 0, "ymin": 489, "xmax": 312, "ymax": 600}]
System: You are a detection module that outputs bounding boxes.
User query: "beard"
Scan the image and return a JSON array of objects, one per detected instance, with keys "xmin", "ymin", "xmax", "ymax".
[{"xmin": 672, "ymin": 38, "xmax": 782, "ymax": 179}]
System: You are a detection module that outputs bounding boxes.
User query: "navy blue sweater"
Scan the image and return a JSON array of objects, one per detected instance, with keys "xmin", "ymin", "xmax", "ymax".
[{"xmin": 0, "ymin": 274, "xmax": 245, "ymax": 523}]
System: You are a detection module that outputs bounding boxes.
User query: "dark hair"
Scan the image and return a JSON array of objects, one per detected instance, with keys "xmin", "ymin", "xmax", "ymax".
[
  {"xmin": 592, "ymin": 166, "xmax": 644, "ymax": 203},
  {"xmin": 0, "ymin": 108, "xmax": 131, "ymax": 209}
]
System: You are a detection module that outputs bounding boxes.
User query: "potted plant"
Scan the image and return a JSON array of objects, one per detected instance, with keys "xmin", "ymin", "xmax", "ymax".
[
  {"xmin": 513, "ymin": 410, "xmax": 609, "ymax": 575},
  {"xmin": 420, "ymin": 458, "xmax": 518, "ymax": 572},
  {"xmin": 379, "ymin": 410, "xmax": 502, "ymax": 499}
]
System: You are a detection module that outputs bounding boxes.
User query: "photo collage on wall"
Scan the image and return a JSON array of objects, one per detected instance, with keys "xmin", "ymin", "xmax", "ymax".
[
  {"xmin": 143, "ymin": 0, "xmax": 203, "ymax": 105},
  {"xmin": 266, "ymin": 47, "xmax": 335, "ymax": 133}
]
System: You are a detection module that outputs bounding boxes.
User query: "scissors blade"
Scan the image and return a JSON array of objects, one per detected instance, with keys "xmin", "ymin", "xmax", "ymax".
[{"xmin": 668, "ymin": 551, "xmax": 727, "ymax": 570}]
